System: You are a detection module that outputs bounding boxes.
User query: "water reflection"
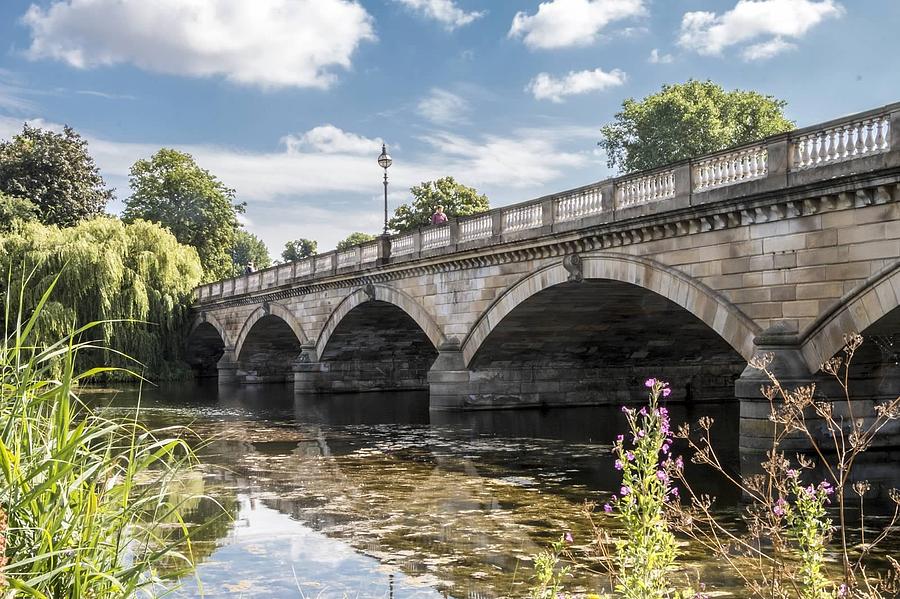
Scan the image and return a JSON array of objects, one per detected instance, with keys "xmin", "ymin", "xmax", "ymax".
[{"xmin": 92, "ymin": 383, "xmax": 897, "ymax": 598}]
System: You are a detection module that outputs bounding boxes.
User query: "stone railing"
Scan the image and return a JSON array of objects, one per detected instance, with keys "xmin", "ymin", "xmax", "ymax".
[
  {"xmin": 693, "ymin": 145, "xmax": 768, "ymax": 192},
  {"xmin": 194, "ymin": 101, "xmax": 900, "ymax": 303},
  {"xmin": 791, "ymin": 113, "xmax": 891, "ymax": 171},
  {"xmin": 459, "ymin": 213, "xmax": 492, "ymax": 242},
  {"xmin": 422, "ymin": 224, "xmax": 452, "ymax": 250},
  {"xmin": 615, "ymin": 169, "xmax": 676, "ymax": 208},
  {"xmin": 555, "ymin": 185, "xmax": 603, "ymax": 222}
]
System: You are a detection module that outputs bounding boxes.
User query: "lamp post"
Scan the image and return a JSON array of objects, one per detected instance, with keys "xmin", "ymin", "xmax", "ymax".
[{"xmin": 377, "ymin": 143, "xmax": 392, "ymax": 235}]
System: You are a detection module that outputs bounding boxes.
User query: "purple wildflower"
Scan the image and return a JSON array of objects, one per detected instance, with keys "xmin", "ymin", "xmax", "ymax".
[
  {"xmin": 614, "ymin": 459, "xmax": 623, "ymax": 471},
  {"xmin": 616, "ymin": 434, "xmax": 624, "ymax": 443},
  {"xmin": 620, "ymin": 485, "xmax": 631, "ymax": 496},
  {"xmin": 645, "ymin": 378, "xmax": 656, "ymax": 388},
  {"xmin": 662, "ymin": 387, "xmax": 672, "ymax": 398},
  {"xmin": 564, "ymin": 532, "xmax": 574, "ymax": 544},
  {"xmin": 773, "ymin": 497, "xmax": 787, "ymax": 516},
  {"xmin": 661, "ymin": 444, "xmax": 670, "ymax": 455},
  {"xmin": 603, "ymin": 503, "xmax": 613, "ymax": 513},
  {"xmin": 656, "ymin": 470, "xmax": 668, "ymax": 482},
  {"xmin": 626, "ymin": 451, "xmax": 635, "ymax": 461}
]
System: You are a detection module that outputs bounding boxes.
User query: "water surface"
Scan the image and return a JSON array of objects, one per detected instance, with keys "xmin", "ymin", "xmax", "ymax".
[{"xmin": 95, "ymin": 383, "xmax": 895, "ymax": 598}]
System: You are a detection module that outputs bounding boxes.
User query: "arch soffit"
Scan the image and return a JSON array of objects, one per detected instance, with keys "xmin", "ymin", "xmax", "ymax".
[
  {"xmin": 801, "ymin": 262, "xmax": 900, "ymax": 371},
  {"xmin": 188, "ymin": 312, "xmax": 233, "ymax": 348},
  {"xmin": 234, "ymin": 303, "xmax": 308, "ymax": 360},
  {"xmin": 314, "ymin": 285, "xmax": 446, "ymax": 359},
  {"xmin": 461, "ymin": 253, "xmax": 761, "ymax": 367}
]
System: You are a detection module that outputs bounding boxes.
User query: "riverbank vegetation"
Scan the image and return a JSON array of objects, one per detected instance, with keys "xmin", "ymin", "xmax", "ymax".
[
  {"xmin": 0, "ymin": 274, "xmax": 198, "ymax": 596},
  {"xmin": 0, "ymin": 218, "xmax": 202, "ymax": 380},
  {"xmin": 535, "ymin": 336, "xmax": 900, "ymax": 598}
]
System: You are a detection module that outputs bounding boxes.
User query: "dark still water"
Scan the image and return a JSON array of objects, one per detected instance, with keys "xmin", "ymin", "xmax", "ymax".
[{"xmin": 87, "ymin": 383, "xmax": 882, "ymax": 598}]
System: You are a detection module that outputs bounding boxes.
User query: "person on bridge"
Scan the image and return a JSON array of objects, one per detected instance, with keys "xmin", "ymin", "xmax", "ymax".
[
  {"xmin": 431, "ymin": 205, "xmax": 448, "ymax": 225},
  {"xmin": 244, "ymin": 261, "xmax": 255, "ymax": 275}
]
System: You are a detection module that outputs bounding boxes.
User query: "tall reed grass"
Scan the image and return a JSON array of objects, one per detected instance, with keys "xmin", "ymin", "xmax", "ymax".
[{"xmin": 1, "ymin": 271, "xmax": 198, "ymax": 597}]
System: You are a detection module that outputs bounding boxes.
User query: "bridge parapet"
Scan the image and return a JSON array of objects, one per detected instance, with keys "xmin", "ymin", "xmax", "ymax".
[{"xmin": 194, "ymin": 102, "xmax": 900, "ymax": 304}]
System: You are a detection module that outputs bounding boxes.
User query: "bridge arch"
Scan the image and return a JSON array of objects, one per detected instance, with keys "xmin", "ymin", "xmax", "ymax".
[
  {"xmin": 802, "ymin": 262, "xmax": 900, "ymax": 370},
  {"xmin": 185, "ymin": 313, "xmax": 232, "ymax": 378},
  {"xmin": 232, "ymin": 303, "xmax": 307, "ymax": 383},
  {"xmin": 234, "ymin": 302, "xmax": 308, "ymax": 360},
  {"xmin": 188, "ymin": 312, "xmax": 233, "ymax": 348},
  {"xmin": 315, "ymin": 285, "xmax": 445, "ymax": 359},
  {"xmin": 462, "ymin": 252, "xmax": 761, "ymax": 367}
]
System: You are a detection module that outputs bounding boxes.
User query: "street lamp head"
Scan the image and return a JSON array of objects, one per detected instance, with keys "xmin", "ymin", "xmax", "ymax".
[{"xmin": 377, "ymin": 143, "xmax": 392, "ymax": 169}]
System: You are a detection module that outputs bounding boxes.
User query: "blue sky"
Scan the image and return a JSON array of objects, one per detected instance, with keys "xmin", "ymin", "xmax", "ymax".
[{"xmin": 1, "ymin": 0, "xmax": 898, "ymax": 255}]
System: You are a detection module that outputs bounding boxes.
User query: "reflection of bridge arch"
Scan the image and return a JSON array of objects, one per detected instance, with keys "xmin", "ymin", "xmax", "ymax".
[
  {"xmin": 461, "ymin": 253, "xmax": 760, "ymax": 367},
  {"xmin": 315, "ymin": 285, "xmax": 445, "ymax": 359},
  {"xmin": 802, "ymin": 262, "xmax": 900, "ymax": 370},
  {"xmin": 234, "ymin": 303, "xmax": 307, "ymax": 360}
]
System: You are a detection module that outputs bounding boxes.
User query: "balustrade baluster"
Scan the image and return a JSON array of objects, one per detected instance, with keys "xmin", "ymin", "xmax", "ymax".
[
  {"xmin": 874, "ymin": 118, "xmax": 886, "ymax": 151},
  {"xmin": 854, "ymin": 123, "xmax": 865, "ymax": 156},
  {"xmin": 864, "ymin": 120, "xmax": 875, "ymax": 153},
  {"xmin": 824, "ymin": 130, "xmax": 836, "ymax": 163}
]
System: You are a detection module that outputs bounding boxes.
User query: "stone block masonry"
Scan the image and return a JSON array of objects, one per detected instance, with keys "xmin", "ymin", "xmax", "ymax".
[{"xmin": 189, "ymin": 102, "xmax": 900, "ymax": 456}]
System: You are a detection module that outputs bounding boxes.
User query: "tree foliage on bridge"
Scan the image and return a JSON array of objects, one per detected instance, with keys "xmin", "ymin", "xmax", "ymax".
[
  {"xmin": 0, "ymin": 217, "xmax": 202, "ymax": 379},
  {"xmin": 282, "ymin": 238, "xmax": 318, "ymax": 261},
  {"xmin": 0, "ymin": 123, "xmax": 113, "ymax": 226},
  {"xmin": 231, "ymin": 229, "xmax": 272, "ymax": 274},
  {"xmin": 123, "ymin": 148, "xmax": 245, "ymax": 282},
  {"xmin": 389, "ymin": 176, "xmax": 489, "ymax": 233},
  {"xmin": 599, "ymin": 80, "xmax": 794, "ymax": 173},
  {"xmin": 336, "ymin": 232, "xmax": 376, "ymax": 251}
]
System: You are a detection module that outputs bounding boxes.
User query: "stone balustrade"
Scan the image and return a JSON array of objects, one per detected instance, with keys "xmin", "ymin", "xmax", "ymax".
[
  {"xmin": 792, "ymin": 113, "xmax": 891, "ymax": 170},
  {"xmin": 615, "ymin": 169, "xmax": 677, "ymax": 208},
  {"xmin": 555, "ymin": 185, "xmax": 603, "ymax": 222},
  {"xmin": 693, "ymin": 145, "xmax": 768, "ymax": 192},
  {"xmin": 503, "ymin": 203, "xmax": 542, "ymax": 232},
  {"xmin": 361, "ymin": 243, "xmax": 378, "ymax": 263},
  {"xmin": 195, "ymin": 101, "xmax": 900, "ymax": 303},
  {"xmin": 459, "ymin": 214, "xmax": 492, "ymax": 242},
  {"xmin": 422, "ymin": 224, "xmax": 451, "ymax": 250}
]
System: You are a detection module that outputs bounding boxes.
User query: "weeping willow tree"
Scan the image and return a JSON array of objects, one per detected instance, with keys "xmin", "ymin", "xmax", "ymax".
[{"xmin": 0, "ymin": 216, "xmax": 202, "ymax": 379}]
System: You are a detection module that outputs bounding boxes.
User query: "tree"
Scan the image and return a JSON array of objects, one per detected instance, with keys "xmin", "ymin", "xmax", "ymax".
[
  {"xmin": 123, "ymin": 148, "xmax": 245, "ymax": 282},
  {"xmin": 0, "ymin": 123, "xmax": 113, "ymax": 226},
  {"xmin": 388, "ymin": 176, "xmax": 489, "ymax": 233},
  {"xmin": 282, "ymin": 238, "xmax": 318, "ymax": 262},
  {"xmin": 0, "ymin": 192, "xmax": 38, "ymax": 232},
  {"xmin": 599, "ymin": 80, "xmax": 794, "ymax": 173},
  {"xmin": 336, "ymin": 232, "xmax": 376, "ymax": 251},
  {"xmin": 0, "ymin": 217, "xmax": 202, "ymax": 379},
  {"xmin": 231, "ymin": 230, "xmax": 271, "ymax": 275}
]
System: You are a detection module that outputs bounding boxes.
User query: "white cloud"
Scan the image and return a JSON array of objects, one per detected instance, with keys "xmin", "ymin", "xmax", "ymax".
[
  {"xmin": 417, "ymin": 88, "xmax": 469, "ymax": 125},
  {"xmin": 394, "ymin": 0, "xmax": 485, "ymax": 30},
  {"xmin": 648, "ymin": 49, "xmax": 673, "ymax": 64},
  {"xmin": 281, "ymin": 125, "xmax": 382, "ymax": 155},
  {"xmin": 0, "ymin": 115, "xmax": 599, "ymax": 252},
  {"xmin": 527, "ymin": 68, "xmax": 626, "ymax": 103},
  {"xmin": 22, "ymin": 0, "xmax": 376, "ymax": 89},
  {"xmin": 740, "ymin": 37, "xmax": 797, "ymax": 61},
  {"xmin": 509, "ymin": 0, "xmax": 646, "ymax": 50},
  {"xmin": 678, "ymin": 0, "xmax": 842, "ymax": 60}
]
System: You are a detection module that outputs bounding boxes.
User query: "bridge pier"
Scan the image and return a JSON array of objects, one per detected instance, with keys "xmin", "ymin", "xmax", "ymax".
[
  {"xmin": 734, "ymin": 323, "xmax": 813, "ymax": 458},
  {"xmin": 216, "ymin": 349, "xmax": 240, "ymax": 384}
]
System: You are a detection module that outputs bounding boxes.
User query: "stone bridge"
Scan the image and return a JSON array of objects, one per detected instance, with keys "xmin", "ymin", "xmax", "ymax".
[{"xmin": 191, "ymin": 103, "xmax": 900, "ymax": 443}]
